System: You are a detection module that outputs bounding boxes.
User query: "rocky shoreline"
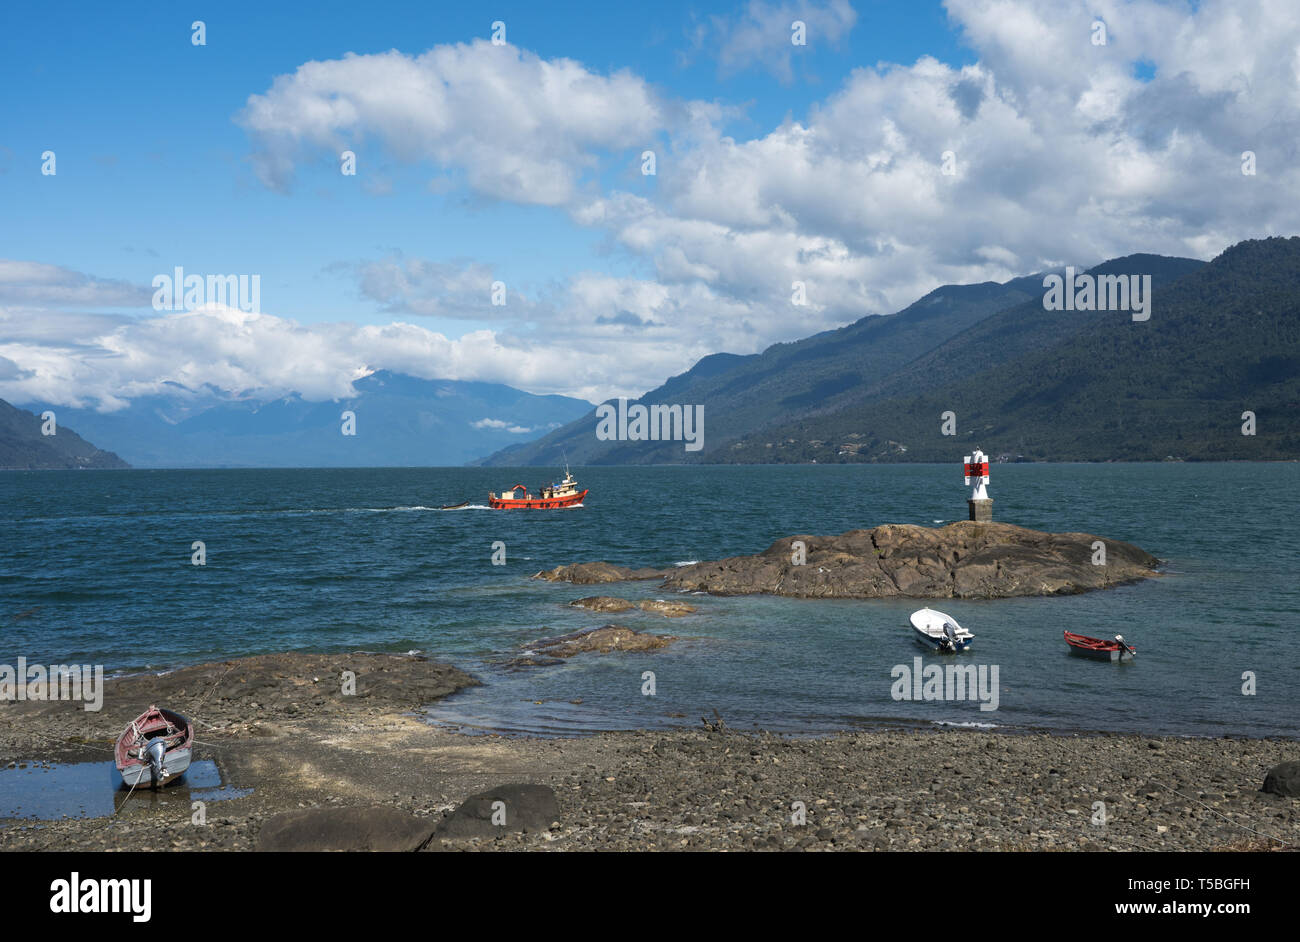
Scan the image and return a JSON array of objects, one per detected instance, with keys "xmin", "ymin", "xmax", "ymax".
[
  {"xmin": 1, "ymin": 651, "xmax": 1296, "ymax": 853},
  {"xmin": 537, "ymin": 521, "xmax": 1160, "ymax": 599}
]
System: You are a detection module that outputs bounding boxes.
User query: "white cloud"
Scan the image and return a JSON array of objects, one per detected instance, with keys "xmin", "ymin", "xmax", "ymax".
[
  {"xmin": 239, "ymin": 41, "xmax": 664, "ymax": 204},
  {"xmin": 579, "ymin": 0, "xmax": 1300, "ymax": 315},
  {"xmin": 0, "ymin": 261, "xmax": 152, "ymax": 308},
  {"xmin": 234, "ymin": 4, "xmax": 1300, "ymax": 337},
  {"xmin": 471, "ymin": 417, "xmax": 532, "ymax": 432},
  {"xmin": 11, "ymin": 1, "xmax": 1300, "ymax": 413},
  {"xmin": 0, "ymin": 301, "xmax": 711, "ymax": 409}
]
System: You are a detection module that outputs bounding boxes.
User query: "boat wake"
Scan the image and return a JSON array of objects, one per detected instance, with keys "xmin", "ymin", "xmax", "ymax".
[
  {"xmin": 439, "ymin": 504, "xmax": 493, "ymax": 511},
  {"xmin": 361, "ymin": 505, "xmax": 440, "ymax": 512},
  {"xmin": 932, "ymin": 720, "xmax": 1000, "ymax": 729}
]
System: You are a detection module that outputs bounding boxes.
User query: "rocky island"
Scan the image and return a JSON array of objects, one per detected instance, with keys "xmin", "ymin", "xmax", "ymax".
[{"xmin": 536, "ymin": 521, "xmax": 1160, "ymax": 599}]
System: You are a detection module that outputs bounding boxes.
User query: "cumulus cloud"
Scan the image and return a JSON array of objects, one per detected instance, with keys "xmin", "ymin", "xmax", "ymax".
[
  {"xmin": 12, "ymin": 1, "xmax": 1300, "ymax": 413},
  {"xmin": 0, "ymin": 301, "xmax": 714, "ymax": 409},
  {"xmin": 0, "ymin": 260, "xmax": 778, "ymax": 409},
  {"xmin": 580, "ymin": 0, "xmax": 1300, "ymax": 314},
  {"xmin": 238, "ymin": 40, "xmax": 664, "ymax": 203},
  {"xmin": 233, "ymin": 2, "xmax": 1300, "ymax": 330}
]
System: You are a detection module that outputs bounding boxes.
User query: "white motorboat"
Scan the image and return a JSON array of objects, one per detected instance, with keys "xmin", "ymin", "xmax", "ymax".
[{"xmin": 910, "ymin": 608, "xmax": 974, "ymax": 653}]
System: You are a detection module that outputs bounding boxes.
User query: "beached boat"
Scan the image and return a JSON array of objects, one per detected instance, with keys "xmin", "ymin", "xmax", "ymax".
[
  {"xmin": 489, "ymin": 467, "xmax": 587, "ymax": 509},
  {"xmin": 114, "ymin": 705, "xmax": 194, "ymax": 788},
  {"xmin": 910, "ymin": 608, "xmax": 974, "ymax": 652},
  {"xmin": 1064, "ymin": 631, "xmax": 1136, "ymax": 661}
]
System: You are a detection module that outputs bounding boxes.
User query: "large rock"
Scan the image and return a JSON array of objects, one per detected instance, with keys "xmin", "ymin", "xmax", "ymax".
[
  {"xmin": 1261, "ymin": 761, "xmax": 1300, "ymax": 797},
  {"xmin": 433, "ymin": 784, "xmax": 560, "ymax": 841},
  {"xmin": 257, "ymin": 806, "xmax": 436, "ymax": 852},
  {"xmin": 545, "ymin": 521, "xmax": 1159, "ymax": 600}
]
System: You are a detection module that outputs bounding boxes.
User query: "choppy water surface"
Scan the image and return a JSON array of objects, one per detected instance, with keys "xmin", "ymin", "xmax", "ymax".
[{"xmin": 2, "ymin": 464, "xmax": 1297, "ymax": 738}]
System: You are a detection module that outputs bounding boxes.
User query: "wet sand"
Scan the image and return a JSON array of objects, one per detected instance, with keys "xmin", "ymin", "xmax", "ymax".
[{"xmin": 1, "ymin": 652, "xmax": 1296, "ymax": 851}]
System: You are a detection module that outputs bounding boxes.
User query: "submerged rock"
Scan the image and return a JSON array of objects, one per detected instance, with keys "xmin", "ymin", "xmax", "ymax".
[
  {"xmin": 546, "ymin": 521, "xmax": 1159, "ymax": 600},
  {"xmin": 569, "ymin": 596, "xmax": 636, "ymax": 613},
  {"xmin": 534, "ymin": 562, "xmax": 669, "ymax": 584},
  {"xmin": 511, "ymin": 625, "xmax": 676, "ymax": 665},
  {"xmin": 568, "ymin": 596, "xmax": 695, "ymax": 617},
  {"xmin": 637, "ymin": 599, "xmax": 696, "ymax": 617}
]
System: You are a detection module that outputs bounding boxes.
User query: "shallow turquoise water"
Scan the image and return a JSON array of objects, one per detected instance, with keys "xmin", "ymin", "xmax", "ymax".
[{"xmin": 2, "ymin": 464, "xmax": 1296, "ymax": 738}]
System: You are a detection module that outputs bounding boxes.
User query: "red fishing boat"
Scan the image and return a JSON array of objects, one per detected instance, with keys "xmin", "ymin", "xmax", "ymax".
[
  {"xmin": 489, "ymin": 467, "xmax": 587, "ymax": 509},
  {"xmin": 1063, "ymin": 631, "xmax": 1136, "ymax": 662}
]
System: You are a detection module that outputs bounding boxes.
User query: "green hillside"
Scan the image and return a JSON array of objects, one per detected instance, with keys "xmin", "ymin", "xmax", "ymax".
[
  {"xmin": 483, "ymin": 275, "xmax": 1044, "ymax": 465},
  {"xmin": 0, "ymin": 400, "xmax": 130, "ymax": 470},
  {"xmin": 723, "ymin": 238, "xmax": 1298, "ymax": 462}
]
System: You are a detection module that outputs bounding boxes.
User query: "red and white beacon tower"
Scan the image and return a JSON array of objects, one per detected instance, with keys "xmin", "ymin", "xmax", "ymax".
[{"xmin": 964, "ymin": 448, "xmax": 993, "ymax": 522}]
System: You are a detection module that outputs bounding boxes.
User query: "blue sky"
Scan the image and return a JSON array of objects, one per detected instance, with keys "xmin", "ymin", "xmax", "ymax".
[
  {"xmin": 1, "ymin": 0, "xmax": 1297, "ymax": 407},
  {"xmin": 2, "ymin": 1, "xmax": 970, "ymax": 325}
]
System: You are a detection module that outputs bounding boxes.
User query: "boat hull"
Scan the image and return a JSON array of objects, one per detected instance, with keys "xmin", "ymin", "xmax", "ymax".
[
  {"xmin": 1063, "ymin": 631, "xmax": 1135, "ymax": 661},
  {"xmin": 488, "ymin": 489, "xmax": 587, "ymax": 509},
  {"xmin": 118, "ymin": 747, "xmax": 192, "ymax": 787},
  {"xmin": 912, "ymin": 624, "xmax": 974, "ymax": 652},
  {"xmin": 1068, "ymin": 647, "xmax": 1124, "ymax": 661}
]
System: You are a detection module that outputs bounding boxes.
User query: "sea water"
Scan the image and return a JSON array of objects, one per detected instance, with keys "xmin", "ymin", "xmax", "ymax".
[{"xmin": 2, "ymin": 463, "xmax": 1296, "ymax": 738}]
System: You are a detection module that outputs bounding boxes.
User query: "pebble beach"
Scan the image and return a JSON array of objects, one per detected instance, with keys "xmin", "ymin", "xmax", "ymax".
[{"xmin": 2, "ymin": 652, "xmax": 1295, "ymax": 852}]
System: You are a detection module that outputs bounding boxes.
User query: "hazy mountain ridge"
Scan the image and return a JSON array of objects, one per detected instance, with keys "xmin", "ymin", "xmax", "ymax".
[{"xmin": 16, "ymin": 371, "xmax": 592, "ymax": 468}]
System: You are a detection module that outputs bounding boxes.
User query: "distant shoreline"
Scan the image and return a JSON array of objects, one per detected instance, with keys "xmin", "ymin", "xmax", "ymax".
[{"xmin": 5, "ymin": 457, "xmax": 1300, "ymax": 472}]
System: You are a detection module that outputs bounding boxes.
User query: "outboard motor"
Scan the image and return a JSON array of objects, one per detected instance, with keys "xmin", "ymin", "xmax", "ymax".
[
  {"xmin": 144, "ymin": 738, "xmax": 167, "ymax": 784},
  {"xmin": 942, "ymin": 622, "xmax": 960, "ymax": 651}
]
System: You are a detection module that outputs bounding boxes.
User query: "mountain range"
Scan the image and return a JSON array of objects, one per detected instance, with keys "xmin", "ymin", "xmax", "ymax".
[
  {"xmin": 484, "ymin": 237, "xmax": 1300, "ymax": 464},
  {"xmin": 7, "ymin": 238, "xmax": 1297, "ymax": 470},
  {"xmin": 8, "ymin": 372, "xmax": 592, "ymax": 468}
]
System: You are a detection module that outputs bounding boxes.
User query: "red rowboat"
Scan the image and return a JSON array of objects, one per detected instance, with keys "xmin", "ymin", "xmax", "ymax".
[
  {"xmin": 489, "ymin": 468, "xmax": 587, "ymax": 509},
  {"xmin": 1063, "ymin": 631, "xmax": 1136, "ymax": 662},
  {"xmin": 114, "ymin": 704, "xmax": 194, "ymax": 788}
]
